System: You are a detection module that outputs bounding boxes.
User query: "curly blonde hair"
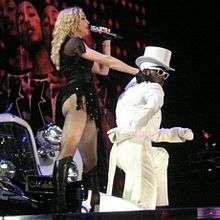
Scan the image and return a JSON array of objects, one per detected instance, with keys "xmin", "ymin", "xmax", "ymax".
[{"xmin": 51, "ymin": 7, "xmax": 82, "ymax": 70}]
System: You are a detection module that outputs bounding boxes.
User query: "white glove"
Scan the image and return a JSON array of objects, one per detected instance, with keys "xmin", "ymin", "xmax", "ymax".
[
  {"xmin": 107, "ymin": 128, "xmax": 117, "ymax": 143},
  {"xmin": 107, "ymin": 127, "xmax": 134, "ymax": 143},
  {"xmin": 177, "ymin": 128, "xmax": 194, "ymax": 141}
]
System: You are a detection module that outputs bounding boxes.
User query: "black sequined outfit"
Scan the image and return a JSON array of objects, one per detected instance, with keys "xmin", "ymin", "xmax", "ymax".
[{"xmin": 56, "ymin": 36, "xmax": 100, "ymax": 127}]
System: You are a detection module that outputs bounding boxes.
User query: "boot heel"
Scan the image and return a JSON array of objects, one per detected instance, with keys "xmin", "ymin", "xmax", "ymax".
[
  {"xmin": 53, "ymin": 156, "xmax": 73, "ymax": 213},
  {"xmin": 90, "ymin": 190, "xmax": 100, "ymax": 212},
  {"xmin": 82, "ymin": 167, "xmax": 100, "ymax": 212}
]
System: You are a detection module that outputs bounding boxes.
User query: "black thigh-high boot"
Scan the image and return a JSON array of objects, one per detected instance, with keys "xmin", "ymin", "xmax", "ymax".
[
  {"xmin": 53, "ymin": 156, "xmax": 73, "ymax": 213},
  {"xmin": 83, "ymin": 167, "xmax": 100, "ymax": 212}
]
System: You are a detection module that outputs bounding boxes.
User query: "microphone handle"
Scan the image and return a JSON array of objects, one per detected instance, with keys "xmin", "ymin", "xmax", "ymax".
[
  {"xmin": 90, "ymin": 25, "xmax": 123, "ymax": 40},
  {"xmin": 103, "ymin": 32, "xmax": 123, "ymax": 40}
]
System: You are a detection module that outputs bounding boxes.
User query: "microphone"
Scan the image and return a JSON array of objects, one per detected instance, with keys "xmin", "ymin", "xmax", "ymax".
[{"xmin": 90, "ymin": 25, "xmax": 123, "ymax": 40}]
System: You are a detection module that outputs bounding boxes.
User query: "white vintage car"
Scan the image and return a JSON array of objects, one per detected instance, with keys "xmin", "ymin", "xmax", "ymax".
[{"xmin": 0, "ymin": 113, "xmax": 83, "ymax": 182}]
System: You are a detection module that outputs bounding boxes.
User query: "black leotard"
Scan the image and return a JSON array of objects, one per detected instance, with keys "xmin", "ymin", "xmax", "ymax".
[{"xmin": 55, "ymin": 36, "xmax": 100, "ymax": 127}]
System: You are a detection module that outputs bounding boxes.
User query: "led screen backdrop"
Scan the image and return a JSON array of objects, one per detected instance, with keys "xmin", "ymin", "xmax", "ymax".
[
  {"xmin": 0, "ymin": 0, "xmax": 147, "ymax": 194},
  {"xmin": 0, "ymin": 0, "xmax": 147, "ymax": 130}
]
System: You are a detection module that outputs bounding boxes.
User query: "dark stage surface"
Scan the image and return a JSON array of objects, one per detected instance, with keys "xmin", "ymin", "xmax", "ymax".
[{"xmin": 1, "ymin": 207, "xmax": 220, "ymax": 220}]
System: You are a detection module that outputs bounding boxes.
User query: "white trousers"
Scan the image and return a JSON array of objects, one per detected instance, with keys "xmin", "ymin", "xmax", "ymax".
[{"xmin": 107, "ymin": 139, "xmax": 169, "ymax": 210}]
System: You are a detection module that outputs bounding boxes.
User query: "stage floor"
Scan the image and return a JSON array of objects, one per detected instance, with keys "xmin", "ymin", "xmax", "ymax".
[{"xmin": 1, "ymin": 207, "xmax": 220, "ymax": 220}]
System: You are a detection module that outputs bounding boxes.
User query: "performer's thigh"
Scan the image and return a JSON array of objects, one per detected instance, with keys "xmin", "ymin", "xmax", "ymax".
[
  {"xmin": 61, "ymin": 94, "xmax": 87, "ymax": 151},
  {"xmin": 78, "ymin": 119, "xmax": 98, "ymax": 172}
]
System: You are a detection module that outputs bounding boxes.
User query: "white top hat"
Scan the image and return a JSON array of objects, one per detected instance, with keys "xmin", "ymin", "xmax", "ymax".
[{"xmin": 135, "ymin": 46, "xmax": 175, "ymax": 71}]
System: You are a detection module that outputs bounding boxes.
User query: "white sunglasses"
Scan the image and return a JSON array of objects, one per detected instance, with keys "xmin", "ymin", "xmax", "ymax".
[{"xmin": 148, "ymin": 68, "xmax": 170, "ymax": 80}]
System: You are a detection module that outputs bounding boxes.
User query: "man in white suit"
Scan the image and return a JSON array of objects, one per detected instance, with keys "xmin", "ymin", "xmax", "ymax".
[{"xmin": 106, "ymin": 46, "xmax": 194, "ymax": 210}]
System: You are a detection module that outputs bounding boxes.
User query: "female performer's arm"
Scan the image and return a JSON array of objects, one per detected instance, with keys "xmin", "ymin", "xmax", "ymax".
[
  {"xmin": 82, "ymin": 43, "xmax": 139, "ymax": 76},
  {"xmin": 91, "ymin": 39, "xmax": 111, "ymax": 76}
]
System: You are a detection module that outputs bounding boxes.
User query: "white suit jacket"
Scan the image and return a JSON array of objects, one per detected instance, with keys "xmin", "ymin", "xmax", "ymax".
[
  {"xmin": 109, "ymin": 78, "xmax": 187, "ymax": 143},
  {"xmin": 116, "ymin": 78, "xmax": 164, "ymax": 139},
  {"xmin": 107, "ymin": 78, "xmax": 186, "ymax": 197}
]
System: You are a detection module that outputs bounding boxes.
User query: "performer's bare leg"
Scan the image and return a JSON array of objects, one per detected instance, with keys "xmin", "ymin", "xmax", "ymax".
[
  {"xmin": 54, "ymin": 94, "xmax": 87, "ymax": 213},
  {"xmin": 59, "ymin": 94, "xmax": 87, "ymax": 159},
  {"xmin": 78, "ymin": 120, "xmax": 98, "ymax": 173}
]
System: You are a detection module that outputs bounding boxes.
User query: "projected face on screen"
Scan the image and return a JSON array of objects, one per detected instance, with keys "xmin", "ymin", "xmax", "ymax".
[
  {"xmin": 0, "ymin": 0, "xmax": 18, "ymax": 38},
  {"xmin": 17, "ymin": 1, "xmax": 42, "ymax": 45},
  {"xmin": 42, "ymin": 5, "xmax": 58, "ymax": 51}
]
